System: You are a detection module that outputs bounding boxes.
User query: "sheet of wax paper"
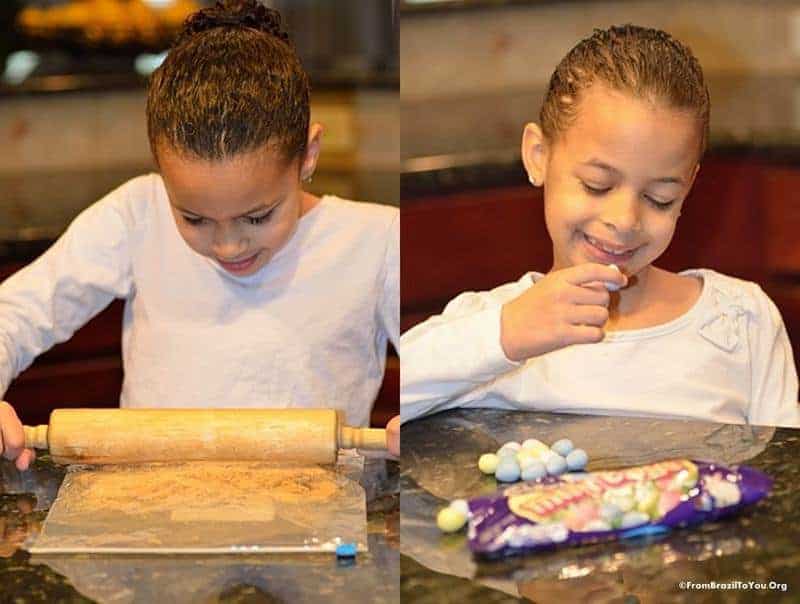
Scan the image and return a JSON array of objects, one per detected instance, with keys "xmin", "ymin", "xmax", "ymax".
[
  {"xmin": 401, "ymin": 409, "xmax": 777, "ymax": 596},
  {"xmin": 27, "ymin": 455, "xmax": 367, "ymax": 555},
  {"xmin": 25, "ymin": 457, "xmax": 398, "ymax": 604}
]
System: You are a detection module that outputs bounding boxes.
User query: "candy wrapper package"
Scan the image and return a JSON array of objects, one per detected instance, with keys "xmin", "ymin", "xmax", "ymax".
[{"xmin": 468, "ymin": 459, "xmax": 771, "ymax": 558}]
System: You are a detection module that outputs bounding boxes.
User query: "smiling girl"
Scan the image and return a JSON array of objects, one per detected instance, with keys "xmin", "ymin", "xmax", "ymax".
[
  {"xmin": 0, "ymin": 1, "xmax": 399, "ymax": 469},
  {"xmin": 401, "ymin": 25, "xmax": 799, "ymax": 428}
]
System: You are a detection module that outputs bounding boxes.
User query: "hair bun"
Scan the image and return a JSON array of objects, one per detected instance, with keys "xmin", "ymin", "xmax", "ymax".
[{"xmin": 181, "ymin": 0, "xmax": 290, "ymax": 44}]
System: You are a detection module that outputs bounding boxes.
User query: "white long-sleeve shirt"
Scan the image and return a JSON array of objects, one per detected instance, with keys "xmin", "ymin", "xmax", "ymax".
[
  {"xmin": 401, "ymin": 269, "xmax": 800, "ymax": 428},
  {"xmin": 0, "ymin": 174, "xmax": 399, "ymax": 427}
]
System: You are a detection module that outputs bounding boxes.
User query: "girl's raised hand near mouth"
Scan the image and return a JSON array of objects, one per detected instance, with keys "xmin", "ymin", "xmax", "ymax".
[{"xmin": 500, "ymin": 263, "xmax": 627, "ymax": 362}]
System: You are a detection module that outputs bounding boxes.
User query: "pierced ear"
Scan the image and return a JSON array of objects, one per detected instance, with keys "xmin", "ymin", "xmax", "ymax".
[
  {"xmin": 522, "ymin": 123, "xmax": 547, "ymax": 187},
  {"xmin": 301, "ymin": 123, "xmax": 323, "ymax": 182}
]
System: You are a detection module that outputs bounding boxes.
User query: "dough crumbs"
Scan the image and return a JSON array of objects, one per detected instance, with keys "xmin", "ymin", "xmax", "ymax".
[{"xmin": 61, "ymin": 462, "xmax": 340, "ymax": 521}]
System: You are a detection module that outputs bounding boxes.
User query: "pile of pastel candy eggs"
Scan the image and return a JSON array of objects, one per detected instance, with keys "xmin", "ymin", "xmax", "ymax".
[
  {"xmin": 480, "ymin": 438, "xmax": 588, "ymax": 483},
  {"xmin": 436, "ymin": 438, "xmax": 589, "ymax": 533}
]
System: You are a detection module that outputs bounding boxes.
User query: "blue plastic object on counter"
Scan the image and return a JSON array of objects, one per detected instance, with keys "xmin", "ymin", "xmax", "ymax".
[{"xmin": 335, "ymin": 542, "xmax": 358, "ymax": 557}]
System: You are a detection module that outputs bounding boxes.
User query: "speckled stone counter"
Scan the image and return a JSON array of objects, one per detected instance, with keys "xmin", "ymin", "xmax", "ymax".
[
  {"xmin": 0, "ymin": 455, "xmax": 398, "ymax": 603},
  {"xmin": 400, "ymin": 409, "xmax": 799, "ymax": 603}
]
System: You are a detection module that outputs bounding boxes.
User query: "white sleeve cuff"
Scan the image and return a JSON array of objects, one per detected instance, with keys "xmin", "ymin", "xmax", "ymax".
[{"xmin": 464, "ymin": 304, "xmax": 522, "ymax": 378}]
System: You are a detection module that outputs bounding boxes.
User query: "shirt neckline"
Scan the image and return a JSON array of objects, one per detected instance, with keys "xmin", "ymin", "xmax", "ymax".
[{"xmin": 530, "ymin": 268, "xmax": 711, "ymax": 342}]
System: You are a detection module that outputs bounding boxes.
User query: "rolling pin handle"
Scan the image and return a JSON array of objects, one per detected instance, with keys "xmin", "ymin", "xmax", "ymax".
[
  {"xmin": 339, "ymin": 426, "xmax": 387, "ymax": 451},
  {"xmin": 23, "ymin": 424, "xmax": 49, "ymax": 450}
]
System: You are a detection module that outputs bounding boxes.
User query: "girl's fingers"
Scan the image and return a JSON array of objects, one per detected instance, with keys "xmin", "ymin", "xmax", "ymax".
[
  {"xmin": 567, "ymin": 324, "xmax": 605, "ymax": 345},
  {"xmin": 569, "ymin": 304, "xmax": 609, "ymax": 327},
  {"xmin": 0, "ymin": 402, "xmax": 25, "ymax": 463},
  {"xmin": 564, "ymin": 263, "xmax": 628, "ymax": 288},
  {"xmin": 15, "ymin": 448, "xmax": 35, "ymax": 472},
  {"xmin": 570, "ymin": 283, "xmax": 611, "ymax": 306},
  {"xmin": 2, "ymin": 432, "xmax": 24, "ymax": 463},
  {"xmin": 386, "ymin": 415, "xmax": 400, "ymax": 457}
]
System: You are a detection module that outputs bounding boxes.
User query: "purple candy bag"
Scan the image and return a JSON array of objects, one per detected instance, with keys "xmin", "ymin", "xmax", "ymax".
[{"xmin": 467, "ymin": 459, "xmax": 772, "ymax": 558}]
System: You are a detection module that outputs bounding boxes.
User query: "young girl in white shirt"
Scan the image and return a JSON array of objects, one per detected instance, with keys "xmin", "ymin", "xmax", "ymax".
[
  {"xmin": 401, "ymin": 24, "xmax": 799, "ymax": 429},
  {"xmin": 0, "ymin": 0, "xmax": 400, "ymax": 470}
]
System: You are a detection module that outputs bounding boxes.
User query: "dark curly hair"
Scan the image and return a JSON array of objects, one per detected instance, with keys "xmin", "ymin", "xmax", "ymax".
[
  {"xmin": 146, "ymin": 0, "xmax": 310, "ymax": 164},
  {"xmin": 540, "ymin": 25, "xmax": 710, "ymax": 157}
]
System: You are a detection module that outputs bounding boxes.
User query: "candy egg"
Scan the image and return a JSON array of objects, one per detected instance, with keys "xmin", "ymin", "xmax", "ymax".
[
  {"xmin": 545, "ymin": 453, "xmax": 567, "ymax": 476},
  {"xmin": 674, "ymin": 464, "xmax": 699, "ymax": 491},
  {"xmin": 521, "ymin": 438, "xmax": 544, "ymax": 449},
  {"xmin": 604, "ymin": 488, "xmax": 635, "ymax": 512},
  {"xmin": 516, "ymin": 449, "xmax": 539, "ymax": 466},
  {"xmin": 449, "ymin": 499, "xmax": 470, "ymax": 518},
  {"xmin": 600, "ymin": 502, "xmax": 622, "ymax": 523},
  {"xmin": 507, "ymin": 529, "xmax": 533, "ymax": 548},
  {"xmin": 437, "ymin": 507, "xmax": 467, "ymax": 533},
  {"xmin": 583, "ymin": 519, "xmax": 612, "ymax": 532},
  {"xmin": 605, "ymin": 263, "xmax": 623, "ymax": 292},
  {"xmin": 496, "ymin": 447, "xmax": 518, "ymax": 461},
  {"xmin": 496, "ymin": 449, "xmax": 518, "ymax": 462},
  {"xmin": 478, "ymin": 453, "xmax": 499, "ymax": 475},
  {"xmin": 540, "ymin": 450, "xmax": 560, "ymax": 464},
  {"xmin": 619, "ymin": 510, "xmax": 650, "ymax": 529},
  {"xmin": 521, "ymin": 460, "xmax": 547, "ymax": 481},
  {"xmin": 546, "ymin": 524, "xmax": 569, "ymax": 544},
  {"xmin": 500, "ymin": 441, "xmax": 521, "ymax": 452},
  {"xmin": 704, "ymin": 475, "xmax": 742, "ymax": 507},
  {"xmin": 563, "ymin": 500, "xmax": 597, "ymax": 531},
  {"xmin": 521, "ymin": 439, "xmax": 550, "ymax": 457},
  {"xmin": 616, "ymin": 496, "xmax": 635, "ymax": 513},
  {"xmin": 635, "ymin": 483, "xmax": 660, "ymax": 518},
  {"xmin": 495, "ymin": 459, "xmax": 521, "ymax": 483},
  {"xmin": 551, "ymin": 439, "xmax": 574, "ymax": 457},
  {"xmin": 566, "ymin": 448, "xmax": 588, "ymax": 471}
]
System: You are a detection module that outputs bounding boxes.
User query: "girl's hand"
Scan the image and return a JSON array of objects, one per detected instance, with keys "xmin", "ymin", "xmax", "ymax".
[
  {"xmin": 500, "ymin": 263, "xmax": 627, "ymax": 362},
  {"xmin": 0, "ymin": 401, "xmax": 35, "ymax": 471},
  {"xmin": 386, "ymin": 414, "xmax": 400, "ymax": 457}
]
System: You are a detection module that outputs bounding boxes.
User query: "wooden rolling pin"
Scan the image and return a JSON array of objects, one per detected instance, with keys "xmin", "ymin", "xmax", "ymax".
[{"xmin": 22, "ymin": 408, "xmax": 386, "ymax": 465}]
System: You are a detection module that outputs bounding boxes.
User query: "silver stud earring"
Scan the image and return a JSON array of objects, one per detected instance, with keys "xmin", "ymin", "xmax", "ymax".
[
  {"xmin": 529, "ymin": 176, "xmax": 538, "ymax": 186},
  {"xmin": 303, "ymin": 174, "xmax": 313, "ymax": 184}
]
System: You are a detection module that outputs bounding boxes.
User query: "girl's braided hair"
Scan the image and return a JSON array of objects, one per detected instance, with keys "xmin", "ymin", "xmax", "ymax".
[
  {"xmin": 147, "ymin": 0, "xmax": 309, "ymax": 164},
  {"xmin": 540, "ymin": 25, "xmax": 709, "ymax": 156}
]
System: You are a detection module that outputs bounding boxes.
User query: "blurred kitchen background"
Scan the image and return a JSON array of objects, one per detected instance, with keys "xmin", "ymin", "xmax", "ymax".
[
  {"xmin": 0, "ymin": 0, "xmax": 398, "ymax": 427},
  {"xmin": 400, "ymin": 0, "xmax": 800, "ymax": 377}
]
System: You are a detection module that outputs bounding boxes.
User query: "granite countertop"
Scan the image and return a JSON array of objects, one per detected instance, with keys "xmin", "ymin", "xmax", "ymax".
[
  {"xmin": 400, "ymin": 409, "xmax": 799, "ymax": 603},
  {"xmin": 401, "ymin": 75, "xmax": 800, "ymax": 196},
  {"xmin": 0, "ymin": 455, "xmax": 399, "ymax": 603}
]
